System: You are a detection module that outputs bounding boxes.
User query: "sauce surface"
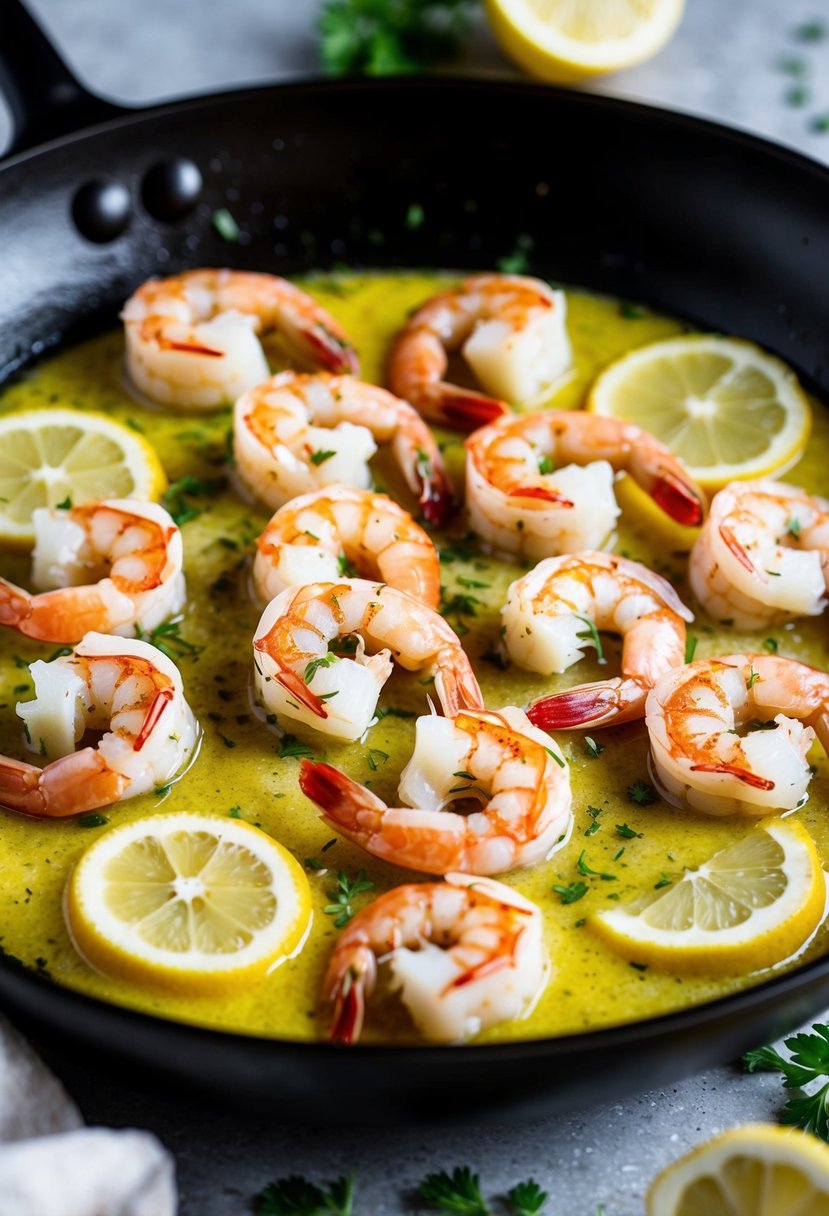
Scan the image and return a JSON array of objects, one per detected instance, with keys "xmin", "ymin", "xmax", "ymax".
[{"xmin": 0, "ymin": 272, "xmax": 827, "ymax": 1045}]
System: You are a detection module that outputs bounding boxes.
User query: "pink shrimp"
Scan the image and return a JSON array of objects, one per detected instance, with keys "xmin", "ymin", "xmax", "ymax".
[
  {"xmin": 0, "ymin": 500, "xmax": 184, "ymax": 644},
  {"xmin": 322, "ymin": 872, "xmax": 546, "ymax": 1044},
  {"xmin": 253, "ymin": 486, "xmax": 440, "ymax": 608},
  {"xmin": 502, "ymin": 552, "xmax": 693, "ymax": 731},
  {"xmin": 299, "ymin": 706, "xmax": 572, "ymax": 874},
  {"xmin": 465, "ymin": 410, "xmax": 706, "ymax": 561},
  {"xmin": 122, "ymin": 269, "xmax": 358, "ymax": 409},
  {"xmin": 252, "ymin": 579, "xmax": 483, "ymax": 742},
  {"xmin": 388, "ymin": 273, "xmax": 571, "ymax": 430},
  {"xmin": 0, "ymin": 633, "xmax": 198, "ymax": 818}
]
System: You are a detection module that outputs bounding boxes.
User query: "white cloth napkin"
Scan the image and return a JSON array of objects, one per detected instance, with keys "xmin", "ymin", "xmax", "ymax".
[{"xmin": 0, "ymin": 1016, "xmax": 176, "ymax": 1216}]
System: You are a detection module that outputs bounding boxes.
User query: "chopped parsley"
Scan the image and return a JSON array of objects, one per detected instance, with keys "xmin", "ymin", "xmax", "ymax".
[
  {"xmin": 134, "ymin": 618, "xmax": 204, "ymax": 661},
  {"xmin": 584, "ymin": 736, "xmax": 604, "ymax": 760},
  {"xmin": 552, "ymin": 880, "xmax": 588, "ymax": 905},
  {"xmin": 304, "ymin": 653, "xmax": 337, "ymax": 683},
  {"xmin": 309, "ymin": 448, "xmax": 336, "ymax": 466},
  {"xmin": 212, "ymin": 208, "xmax": 239, "ymax": 241},
  {"xmin": 616, "ymin": 823, "xmax": 642, "ymax": 839},
  {"xmin": 684, "ymin": 636, "xmax": 698, "ymax": 663},
  {"xmin": 627, "ymin": 779, "xmax": 657, "ymax": 806},
  {"xmin": 324, "ymin": 868, "xmax": 375, "ymax": 928},
  {"xmin": 576, "ymin": 850, "xmax": 616, "ymax": 881},
  {"xmin": 574, "ymin": 615, "xmax": 604, "ymax": 663},
  {"xmin": 162, "ymin": 475, "xmax": 223, "ymax": 526}
]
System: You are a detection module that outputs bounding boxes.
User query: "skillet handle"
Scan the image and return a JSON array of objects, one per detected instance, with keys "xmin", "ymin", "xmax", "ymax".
[{"xmin": 0, "ymin": 0, "xmax": 126, "ymax": 157}]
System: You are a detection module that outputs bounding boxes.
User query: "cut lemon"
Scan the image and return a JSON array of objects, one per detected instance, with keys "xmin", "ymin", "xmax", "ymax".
[
  {"xmin": 591, "ymin": 819, "xmax": 825, "ymax": 974},
  {"xmin": 66, "ymin": 813, "xmax": 312, "ymax": 993},
  {"xmin": 647, "ymin": 1123, "xmax": 829, "ymax": 1216},
  {"xmin": 0, "ymin": 408, "xmax": 166, "ymax": 546},
  {"xmin": 484, "ymin": 0, "xmax": 685, "ymax": 83},
  {"xmin": 588, "ymin": 335, "xmax": 811, "ymax": 490}
]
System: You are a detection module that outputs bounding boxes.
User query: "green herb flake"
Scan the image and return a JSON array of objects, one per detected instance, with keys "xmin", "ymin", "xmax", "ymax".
[
  {"xmin": 552, "ymin": 880, "xmax": 588, "ymax": 905},
  {"xmin": 616, "ymin": 823, "xmax": 642, "ymax": 839},
  {"xmin": 684, "ymin": 636, "xmax": 698, "ymax": 663},
  {"xmin": 405, "ymin": 202, "xmax": 425, "ymax": 229},
  {"xmin": 212, "ymin": 208, "xmax": 239, "ymax": 242},
  {"xmin": 324, "ymin": 868, "xmax": 375, "ymax": 928},
  {"xmin": 310, "ymin": 448, "xmax": 336, "ymax": 467},
  {"xmin": 584, "ymin": 736, "xmax": 604, "ymax": 759},
  {"xmin": 627, "ymin": 779, "xmax": 657, "ymax": 806},
  {"xmin": 78, "ymin": 813, "xmax": 109, "ymax": 828}
]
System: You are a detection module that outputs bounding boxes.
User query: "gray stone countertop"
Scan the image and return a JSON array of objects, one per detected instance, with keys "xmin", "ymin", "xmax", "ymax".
[{"xmin": 3, "ymin": 0, "xmax": 829, "ymax": 1212}]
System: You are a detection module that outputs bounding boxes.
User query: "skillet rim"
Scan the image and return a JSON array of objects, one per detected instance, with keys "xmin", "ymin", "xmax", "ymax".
[{"xmin": 1, "ymin": 72, "xmax": 829, "ymax": 1079}]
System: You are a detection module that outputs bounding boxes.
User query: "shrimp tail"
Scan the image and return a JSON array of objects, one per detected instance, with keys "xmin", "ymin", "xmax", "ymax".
[
  {"xmin": 689, "ymin": 761, "xmax": 775, "ymax": 790},
  {"xmin": 0, "ymin": 579, "xmax": 33, "ymax": 631},
  {"xmin": 330, "ymin": 975, "xmax": 366, "ymax": 1045},
  {"xmin": 299, "ymin": 760, "xmax": 385, "ymax": 834},
  {"xmin": 437, "ymin": 388, "xmax": 509, "ymax": 431},
  {"xmin": 418, "ymin": 469, "xmax": 455, "ymax": 529},
  {"xmin": 506, "ymin": 486, "xmax": 575, "ymax": 507},
  {"xmin": 650, "ymin": 471, "xmax": 706, "ymax": 528},
  {"xmin": 527, "ymin": 678, "xmax": 645, "ymax": 730},
  {"xmin": 0, "ymin": 750, "xmax": 128, "ymax": 817},
  {"xmin": 434, "ymin": 657, "xmax": 485, "ymax": 717},
  {"xmin": 304, "ymin": 328, "xmax": 360, "ymax": 376}
]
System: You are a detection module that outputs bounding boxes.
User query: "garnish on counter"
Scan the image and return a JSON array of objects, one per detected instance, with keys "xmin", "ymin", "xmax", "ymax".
[
  {"xmin": 256, "ymin": 1173, "xmax": 354, "ymax": 1216},
  {"xmin": 744, "ymin": 1021, "xmax": 829, "ymax": 1140},
  {"xmin": 324, "ymin": 868, "xmax": 376, "ymax": 928},
  {"xmin": 418, "ymin": 1166, "xmax": 549, "ymax": 1215},
  {"xmin": 318, "ymin": 0, "xmax": 476, "ymax": 78}
]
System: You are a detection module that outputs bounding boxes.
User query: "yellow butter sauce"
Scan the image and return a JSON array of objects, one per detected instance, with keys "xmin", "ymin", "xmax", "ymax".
[{"xmin": 0, "ymin": 272, "xmax": 827, "ymax": 1045}]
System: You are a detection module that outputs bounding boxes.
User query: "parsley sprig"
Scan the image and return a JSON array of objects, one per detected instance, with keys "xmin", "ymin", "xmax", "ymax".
[
  {"xmin": 506, "ymin": 1180, "xmax": 548, "ymax": 1216},
  {"xmin": 744, "ymin": 1022, "xmax": 829, "ymax": 1140},
  {"xmin": 324, "ymin": 868, "xmax": 375, "ymax": 928},
  {"xmin": 134, "ymin": 618, "xmax": 204, "ymax": 661},
  {"xmin": 256, "ymin": 1173, "xmax": 354, "ymax": 1216},
  {"xmin": 418, "ymin": 1166, "xmax": 488, "ymax": 1214},
  {"xmin": 318, "ymin": 0, "xmax": 476, "ymax": 77}
]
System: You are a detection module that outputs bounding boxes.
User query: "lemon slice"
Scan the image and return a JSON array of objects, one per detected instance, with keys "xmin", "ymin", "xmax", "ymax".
[
  {"xmin": 591, "ymin": 819, "xmax": 825, "ymax": 974},
  {"xmin": 66, "ymin": 812, "xmax": 312, "ymax": 993},
  {"xmin": 647, "ymin": 1124, "xmax": 829, "ymax": 1216},
  {"xmin": 484, "ymin": 0, "xmax": 685, "ymax": 83},
  {"xmin": 0, "ymin": 408, "xmax": 166, "ymax": 546},
  {"xmin": 588, "ymin": 335, "xmax": 811, "ymax": 489}
]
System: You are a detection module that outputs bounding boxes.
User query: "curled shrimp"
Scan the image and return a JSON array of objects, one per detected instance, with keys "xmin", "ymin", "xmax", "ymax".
[
  {"xmin": 689, "ymin": 480, "xmax": 829, "ymax": 629},
  {"xmin": 299, "ymin": 706, "xmax": 572, "ymax": 875},
  {"xmin": 252, "ymin": 486, "xmax": 440, "ymax": 609},
  {"xmin": 645, "ymin": 654, "xmax": 829, "ymax": 817},
  {"xmin": 465, "ymin": 410, "xmax": 706, "ymax": 560},
  {"xmin": 252, "ymin": 579, "xmax": 483, "ymax": 743},
  {"xmin": 501, "ymin": 552, "xmax": 693, "ymax": 731},
  {"xmin": 388, "ymin": 273, "xmax": 571, "ymax": 430},
  {"xmin": 233, "ymin": 372, "xmax": 453, "ymax": 526},
  {"xmin": 321, "ymin": 871, "xmax": 546, "ymax": 1044},
  {"xmin": 121, "ymin": 269, "xmax": 358, "ymax": 409},
  {"xmin": 0, "ymin": 500, "xmax": 184, "ymax": 644},
  {"xmin": 0, "ymin": 633, "xmax": 198, "ymax": 818}
]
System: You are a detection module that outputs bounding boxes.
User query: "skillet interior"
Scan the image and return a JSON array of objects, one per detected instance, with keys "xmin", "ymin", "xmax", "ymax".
[{"xmin": 2, "ymin": 76, "xmax": 829, "ymax": 1121}]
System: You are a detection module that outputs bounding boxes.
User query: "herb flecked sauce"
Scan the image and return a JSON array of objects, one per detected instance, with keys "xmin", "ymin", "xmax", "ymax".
[{"xmin": 0, "ymin": 273, "xmax": 828, "ymax": 1045}]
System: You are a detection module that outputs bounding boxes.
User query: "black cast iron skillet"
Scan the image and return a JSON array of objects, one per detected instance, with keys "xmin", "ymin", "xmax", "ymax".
[{"xmin": 1, "ymin": 0, "xmax": 829, "ymax": 1123}]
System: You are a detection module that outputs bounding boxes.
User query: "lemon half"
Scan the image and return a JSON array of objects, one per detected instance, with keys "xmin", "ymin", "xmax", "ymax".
[
  {"xmin": 485, "ymin": 0, "xmax": 685, "ymax": 83},
  {"xmin": 0, "ymin": 407, "xmax": 166, "ymax": 546},
  {"xmin": 66, "ymin": 813, "xmax": 312, "ymax": 993},
  {"xmin": 588, "ymin": 335, "xmax": 811, "ymax": 489},
  {"xmin": 647, "ymin": 1124, "xmax": 829, "ymax": 1216},
  {"xmin": 591, "ymin": 819, "xmax": 825, "ymax": 974}
]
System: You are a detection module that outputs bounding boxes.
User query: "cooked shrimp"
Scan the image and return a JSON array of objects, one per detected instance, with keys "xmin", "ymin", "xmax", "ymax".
[
  {"xmin": 321, "ymin": 871, "xmax": 546, "ymax": 1044},
  {"xmin": 0, "ymin": 633, "xmax": 198, "ymax": 818},
  {"xmin": 233, "ymin": 372, "xmax": 453, "ymax": 526},
  {"xmin": 645, "ymin": 654, "xmax": 829, "ymax": 817},
  {"xmin": 252, "ymin": 486, "xmax": 440, "ymax": 608},
  {"xmin": 300, "ymin": 705, "xmax": 572, "ymax": 875},
  {"xmin": 0, "ymin": 500, "xmax": 184, "ymax": 644},
  {"xmin": 252, "ymin": 579, "xmax": 482, "ymax": 742},
  {"xmin": 122, "ymin": 269, "xmax": 358, "ymax": 409},
  {"xmin": 465, "ymin": 410, "xmax": 706, "ymax": 561},
  {"xmin": 501, "ymin": 552, "xmax": 693, "ymax": 731},
  {"xmin": 689, "ymin": 480, "xmax": 829, "ymax": 629},
  {"xmin": 388, "ymin": 273, "xmax": 571, "ymax": 430}
]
